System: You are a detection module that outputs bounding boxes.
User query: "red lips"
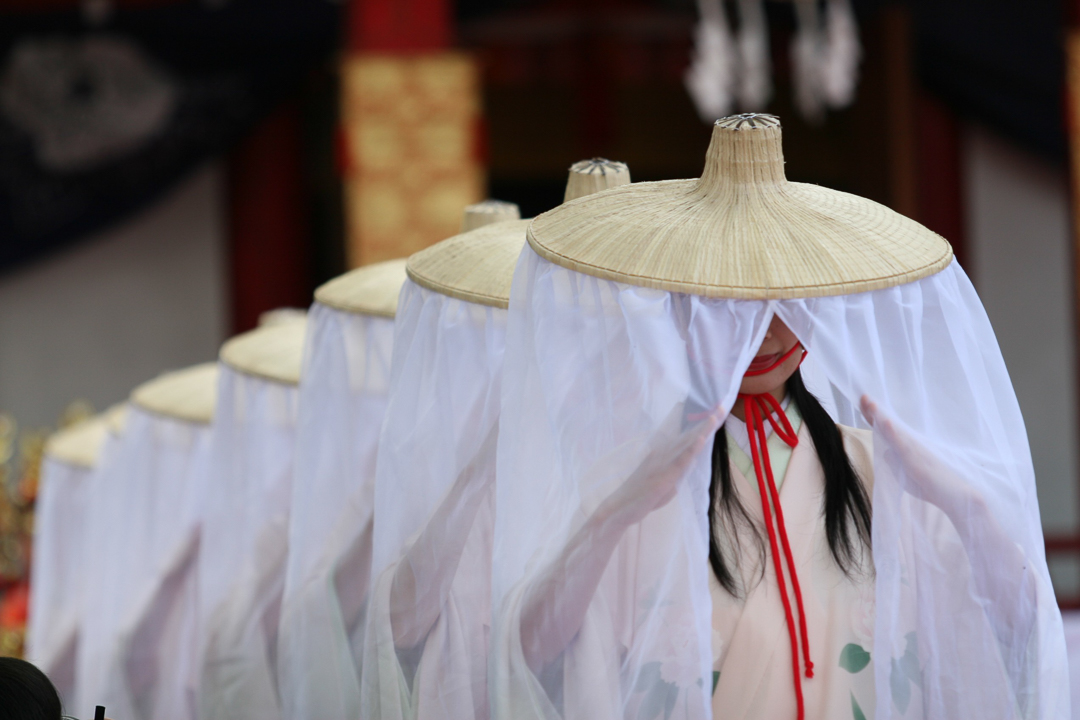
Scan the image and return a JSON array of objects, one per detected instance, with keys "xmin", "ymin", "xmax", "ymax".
[{"xmin": 748, "ymin": 352, "xmax": 780, "ymax": 372}]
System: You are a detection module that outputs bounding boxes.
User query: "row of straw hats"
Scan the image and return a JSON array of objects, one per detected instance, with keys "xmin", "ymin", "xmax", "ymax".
[
  {"xmin": 43, "ymin": 157, "xmax": 641, "ymax": 461},
  {"xmin": 45, "ymin": 111, "xmax": 950, "ymax": 475}
]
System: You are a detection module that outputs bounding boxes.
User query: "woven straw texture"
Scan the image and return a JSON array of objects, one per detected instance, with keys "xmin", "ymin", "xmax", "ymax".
[
  {"xmin": 258, "ymin": 308, "xmax": 309, "ymax": 327},
  {"xmin": 461, "ymin": 200, "xmax": 521, "ymax": 232},
  {"xmin": 407, "ymin": 159, "xmax": 633, "ymax": 308},
  {"xmin": 529, "ymin": 114, "xmax": 953, "ymax": 299},
  {"xmin": 45, "ymin": 414, "xmax": 109, "ymax": 469},
  {"xmin": 315, "ymin": 258, "xmax": 408, "ymax": 318},
  {"xmin": 131, "ymin": 362, "xmax": 219, "ymax": 425},
  {"xmin": 407, "ymin": 219, "xmax": 531, "ymax": 308},
  {"xmin": 220, "ymin": 318, "xmax": 307, "ymax": 386}
]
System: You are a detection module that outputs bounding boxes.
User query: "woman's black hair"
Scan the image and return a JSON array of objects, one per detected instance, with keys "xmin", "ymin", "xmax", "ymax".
[
  {"xmin": 708, "ymin": 368, "xmax": 873, "ymax": 595},
  {"xmin": 0, "ymin": 656, "xmax": 63, "ymax": 720}
]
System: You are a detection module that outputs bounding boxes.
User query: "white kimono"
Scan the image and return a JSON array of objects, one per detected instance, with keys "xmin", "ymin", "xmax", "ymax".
[{"xmin": 712, "ymin": 409, "xmax": 877, "ymax": 720}]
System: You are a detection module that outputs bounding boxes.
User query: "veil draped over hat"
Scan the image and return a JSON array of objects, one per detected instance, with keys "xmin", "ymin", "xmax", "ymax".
[
  {"xmin": 197, "ymin": 340, "xmax": 301, "ymax": 720},
  {"xmin": 277, "ymin": 273, "xmax": 399, "ymax": 720},
  {"xmin": 76, "ymin": 400, "xmax": 212, "ymax": 720},
  {"xmin": 30, "ymin": 413, "xmax": 111, "ymax": 703},
  {"xmin": 361, "ymin": 170, "xmax": 626, "ymax": 720},
  {"xmin": 360, "ymin": 279, "xmax": 506, "ymax": 720},
  {"xmin": 490, "ymin": 117, "xmax": 1069, "ymax": 719}
]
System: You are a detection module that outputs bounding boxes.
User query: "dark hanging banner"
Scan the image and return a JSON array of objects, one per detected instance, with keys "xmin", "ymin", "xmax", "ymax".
[
  {"xmin": 0, "ymin": 0, "xmax": 340, "ymax": 274},
  {"xmin": 850, "ymin": 0, "xmax": 1066, "ymax": 163},
  {"xmin": 909, "ymin": 0, "xmax": 1065, "ymax": 163}
]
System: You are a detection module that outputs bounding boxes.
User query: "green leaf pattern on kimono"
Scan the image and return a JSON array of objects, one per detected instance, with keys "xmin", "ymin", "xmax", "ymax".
[
  {"xmin": 839, "ymin": 643, "xmax": 872, "ymax": 719},
  {"xmin": 839, "ymin": 643, "xmax": 871, "ymax": 673},
  {"xmin": 851, "ymin": 692, "xmax": 868, "ymax": 720},
  {"xmin": 634, "ymin": 661, "xmax": 679, "ymax": 720},
  {"xmin": 890, "ymin": 632, "xmax": 922, "ymax": 715},
  {"xmin": 837, "ymin": 632, "xmax": 922, "ymax": 717}
]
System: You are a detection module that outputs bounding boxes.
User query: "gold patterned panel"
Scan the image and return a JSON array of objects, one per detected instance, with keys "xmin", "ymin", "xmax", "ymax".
[{"xmin": 342, "ymin": 53, "xmax": 485, "ymax": 267}]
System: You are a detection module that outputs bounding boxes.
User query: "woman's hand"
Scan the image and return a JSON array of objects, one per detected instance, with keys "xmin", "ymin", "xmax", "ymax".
[
  {"xmin": 390, "ymin": 421, "xmax": 500, "ymax": 649},
  {"xmin": 601, "ymin": 406, "xmax": 722, "ymax": 527},
  {"xmin": 520, "ymin": 403, "xmax": 721, "ymax": 671},
  {"xmin": 860, "ymin": 395, "xmax": 1036, "ymax": 657},
  {"xmin": 860, "ymin": 395, "xmax": 978, "ymax": 517}
]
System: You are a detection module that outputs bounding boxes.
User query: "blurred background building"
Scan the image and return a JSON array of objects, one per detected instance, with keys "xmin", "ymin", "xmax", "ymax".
[{"xmin": 0, "ymin": 0, "xmax": 1074, "ymax": 622}]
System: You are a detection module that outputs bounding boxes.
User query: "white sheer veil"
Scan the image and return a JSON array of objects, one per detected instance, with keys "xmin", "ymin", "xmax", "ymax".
[
  {"xmin": 277, "ymin": 298, "xmax": 396, "ymax": 720},
  {"xmin": 74, "ymin": 402, "xmax": 211, "ymax": 720},
  {"xmin": 31, "ymin": 453, "xmax": 91, "ymax": 702},
  {"xmin": 360, "ymin": 170, "xmax": 629, "ymax": 720},
  {"xmin": 31, "ymin": 413, "xmax": 113, "ymax": 705},
  {"xmin": 360, "ymin": 279, "xmax": 506, "ymax": 720},
  {"xmin": 197, "ymin": 330, "xmax": 302, "ymax": 720}
]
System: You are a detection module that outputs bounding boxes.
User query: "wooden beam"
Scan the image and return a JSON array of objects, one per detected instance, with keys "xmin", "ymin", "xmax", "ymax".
[{"xmin": 881, "ymin": 5, "xmax": 918, "ymax": 220}]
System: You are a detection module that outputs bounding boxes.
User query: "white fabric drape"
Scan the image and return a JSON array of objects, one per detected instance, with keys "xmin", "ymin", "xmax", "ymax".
[
  {"xmin": 74, "ymin": 406, "xmax": 211, "ymax": 720},
  {"xmin": 30, "ymin": 455, "xmax": 97, "ymax": 705},
  {"xmin": 360, "ymin": 280, "xmax": 505, "ymax": 720},
  {"xmin": 491, "ymin": 246, "xmax": 1069, "ymax": 720},
  {"xmin": 277, "ymin": 302, "xmax": 395, "ymax": 720},
  {"xmin": 196, "ymin": 364, "xmax": 298, "ymax": 720}
]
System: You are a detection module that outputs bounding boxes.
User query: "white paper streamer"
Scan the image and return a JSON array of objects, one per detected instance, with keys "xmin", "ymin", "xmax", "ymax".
[{"xmin": 685, "ymin": 0, "xmax": 738, "ymax": 122}]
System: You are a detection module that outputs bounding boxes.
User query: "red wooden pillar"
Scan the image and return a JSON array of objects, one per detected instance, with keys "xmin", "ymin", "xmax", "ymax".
[
  {"xmin": 915, "ymin": 92, "xmax": 967, "ymax": 271},
  {"xmin": 347, "ymin": 0, "xmax": 449, "ymax": 52},
  {"xmin": 227, "ymin": 102, "xmax": 310, "ymax": 334}
]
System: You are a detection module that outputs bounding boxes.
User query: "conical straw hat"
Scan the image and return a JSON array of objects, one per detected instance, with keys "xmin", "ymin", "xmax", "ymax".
[
  {"xmin": 408, "ymin": 163, "xmax": 632, "ymax": 308},
  {"xmin": 104, "ymin": 402, "xmax": 128, "ymax": 437},
  {"xmin": 461, "ymin": 200, "xmax": 521, "ymax": 232},
  {"xmin": 131, "ymin": 362, "xmax": 219, "ymax": 424},
  {"xmin": 406, "ymin": 218, "xmax": 531, "ymax": 308},
  {"xmin": 45, "ymin": 414, "xmax": 110, "ymax": 469},
  {"xmin": 528, "ymin": 114, "xmax": 953, "ymax": 299},
  {"xmin": 220, "ymin": 317, "xmax": 307, "ymax": 386},
  {"xmin": 315, "ymin": 259, "xmax": 409, "ymax": 318},
  {"xmin": 258, "ymin": 308, "xmax": 309, "ymax": 327}
]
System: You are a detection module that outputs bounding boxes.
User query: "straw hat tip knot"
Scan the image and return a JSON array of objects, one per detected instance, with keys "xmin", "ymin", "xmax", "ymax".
[
  {"xmin": 716, "ymin": 113, "xmax": 781, "ymax": 130},
  {"xmin": 569, "ymin": 158, "xmax": 630, "ymax": 177},
  {"xmin": 699, "ymin": 114, "xmax": 786, "ymax": 190},
  {"xmin": 461, "ymin": 199, "xmax": 521, "ymax": 232},
  {"xmin": 565, "ymin": 158, "xmax": 631, "ymax": 202}
]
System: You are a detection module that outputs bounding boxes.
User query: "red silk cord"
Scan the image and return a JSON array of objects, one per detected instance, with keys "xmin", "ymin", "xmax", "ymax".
[{"xmin": 737, "ymin": 342, "xmax": 812, "ymax": 719}]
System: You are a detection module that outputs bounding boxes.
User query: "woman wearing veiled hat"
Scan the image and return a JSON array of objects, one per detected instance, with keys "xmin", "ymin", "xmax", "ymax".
[
  {"xmin": 490, "ymin": 115, "xmax": 1069, "ymax": 720},
  {"xmin": 360, "ymin": 163, "xmax": 631, "ymax": 720}
]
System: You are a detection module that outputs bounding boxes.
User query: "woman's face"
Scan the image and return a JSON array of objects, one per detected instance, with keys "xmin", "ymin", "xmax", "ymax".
[{"xmin": 739, "ymin": 316, "xmax": 802, "ymax": 397}]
